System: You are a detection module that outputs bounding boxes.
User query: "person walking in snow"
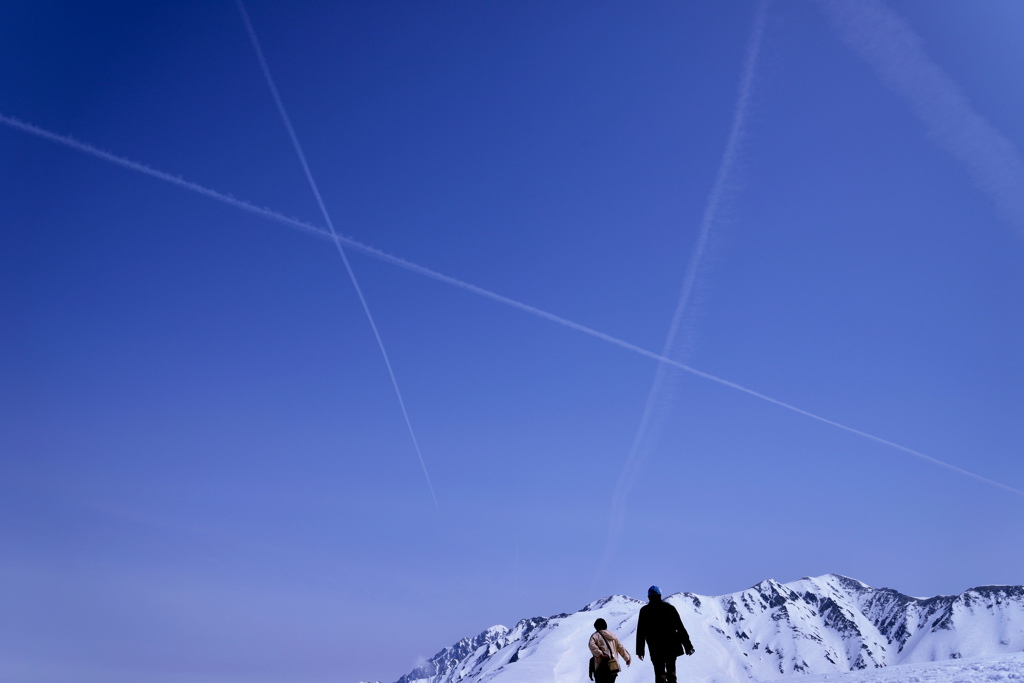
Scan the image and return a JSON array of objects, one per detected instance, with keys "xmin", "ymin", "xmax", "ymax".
[
  {"xmin": 588, "ymin": 617, "xmax": 631, "ymax": 682},
  {"xmin": 636, "ymin": 585, "xmax": 695, "ymax": 683}
]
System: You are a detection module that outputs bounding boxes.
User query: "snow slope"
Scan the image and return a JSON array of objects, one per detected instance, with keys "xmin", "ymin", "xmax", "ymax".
[
  {"xmin": 777, "ymin": 652, "xmax": 1024, "ymax": 683},
  {"xmin": 383, "ymin": 575, "xmax": 1024, "ymax": 683}
]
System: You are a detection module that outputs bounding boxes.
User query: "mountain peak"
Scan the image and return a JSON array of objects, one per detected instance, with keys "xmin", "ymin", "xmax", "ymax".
[{"xmin": 582, "ymin": 593, "xmax": 643, "ymax": 612}]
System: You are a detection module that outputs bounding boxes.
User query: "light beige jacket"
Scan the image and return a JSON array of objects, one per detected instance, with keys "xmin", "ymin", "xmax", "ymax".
[{"xmin": 589, "ymin": 629, "xmax": 632, "ymax": 666}]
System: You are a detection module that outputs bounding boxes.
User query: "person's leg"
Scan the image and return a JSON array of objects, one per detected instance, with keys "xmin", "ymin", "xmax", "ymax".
[
  {"xmin": 651, "ymin": 656, "xmax": 668, "ymax": 683},
  {"xmin": 664, "ymin": 656, "xmax": 677, "ymax": 683}
]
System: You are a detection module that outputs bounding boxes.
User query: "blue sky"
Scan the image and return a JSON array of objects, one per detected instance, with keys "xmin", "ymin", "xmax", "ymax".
[{"xmin": 2, "ymin": 2, "xmax": 1023, "ymax": 682}]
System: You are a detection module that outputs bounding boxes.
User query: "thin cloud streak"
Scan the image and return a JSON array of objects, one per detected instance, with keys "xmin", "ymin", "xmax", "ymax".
[
  {"xmin": 3, "ymin": 113, "xmax": 1020, "ymax": 501},
  {"xmin": 592, "ymin": 0, "xmax": 770, "ymax": 595},
  {"xmin": 819, "ymin": 0, "xmax": 1024, "ymax": 242},
  {"xmin": 236, "ymin": 0, "xmax": 438, "ymax": 507},
  {"xmin": 0, "ymin": 113, "xmax": 329, "ymax": 242}
]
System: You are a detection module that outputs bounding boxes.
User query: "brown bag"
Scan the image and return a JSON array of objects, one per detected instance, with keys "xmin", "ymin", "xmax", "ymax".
[{"xmin": 598, "ymin": 632, "xmax": 621, "ymax": 672}]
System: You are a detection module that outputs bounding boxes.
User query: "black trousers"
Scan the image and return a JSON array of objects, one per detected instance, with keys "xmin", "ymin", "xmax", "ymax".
[
  {"xmin": 650, "ymin": 655, "xmax": 677, "ymax": 683},
  {"xmin": 594, "ymin": 664, "xmax": 618, "ymax": 683}
]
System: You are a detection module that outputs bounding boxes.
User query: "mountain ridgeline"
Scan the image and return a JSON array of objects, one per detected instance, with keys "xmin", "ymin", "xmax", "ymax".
[{"xmin": 384, "ymin": 574, "xmax": 1024, "ymax": 683}]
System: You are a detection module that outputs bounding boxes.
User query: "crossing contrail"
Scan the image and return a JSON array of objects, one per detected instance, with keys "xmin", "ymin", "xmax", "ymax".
[
  {"xmin": 3, "ymin": 113, "xmax": 1021, "ymax": 501},
  {"xmin": 592, "ymin": 0, "xmax": 770, "ymax": 595},
  {"xmin": 235, "ymin": 0, "xmax": 438, "ymax": 507}
]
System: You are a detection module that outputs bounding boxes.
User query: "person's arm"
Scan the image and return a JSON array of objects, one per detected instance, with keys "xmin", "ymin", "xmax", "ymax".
[
  {"xmin": 672, "ymin": 606, "xmax": 695, "ymax": 655},
  {"xmin": 588, "ymin": 633, "xmax": 603, "ymax": 660},
  {"xmin": 614, "ymin": 634, "xmax": 632, "ymax": 666},
  {"xmin": 635, "ymin": 610, "xmax": 646, "ymax": 660}
]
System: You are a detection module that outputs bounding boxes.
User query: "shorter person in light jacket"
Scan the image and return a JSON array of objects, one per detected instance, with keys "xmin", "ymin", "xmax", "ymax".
[{"xmin": 588, "ymin": 618, "xmax": 632, "ymax": 682}]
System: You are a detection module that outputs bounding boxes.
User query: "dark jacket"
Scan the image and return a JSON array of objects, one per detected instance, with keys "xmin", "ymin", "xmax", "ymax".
[{"xmin": 635, "ymin": 596, "xmax": 694, "ymax": 659}]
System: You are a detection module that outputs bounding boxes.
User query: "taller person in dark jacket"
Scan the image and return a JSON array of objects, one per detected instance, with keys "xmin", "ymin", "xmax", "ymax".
[{"xmin": 636, "ymin": 585, "xmax": 695, "ymax": 683}]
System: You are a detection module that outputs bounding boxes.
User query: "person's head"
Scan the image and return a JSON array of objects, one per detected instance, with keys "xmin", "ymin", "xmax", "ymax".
[
  {"xmin": 648, "ymin": 585, "xmax": 662, "ymax": 601},
  {"xmin": 594, "ymin": 618, "xmax": 607, "ymax": 631}
]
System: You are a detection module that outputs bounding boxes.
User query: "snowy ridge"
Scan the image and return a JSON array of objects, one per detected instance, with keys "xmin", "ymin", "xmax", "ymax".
[
  {"xmin": 395, "ymin": 618, "xmax": 556, "ymax": 683},
  {"xmin": 386, "ymin": 575, "xmax": 1024, "ymax": 683}
]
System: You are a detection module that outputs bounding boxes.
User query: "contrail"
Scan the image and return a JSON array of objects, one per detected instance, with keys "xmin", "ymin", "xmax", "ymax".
[
  {"xmin": 0, "ymin": 112, "xmax": 437, "ymax": 505},
  {"xmin": 3, "ymin": 114, "xmax": 1021, "ymax": 501},
  {"xmin": 0, "ymin": 113, "xmax": 330, "ymax": 242},
  {"xmin": 592, "ymin": 0, "xmax": 770, "ymax": 595},
  {"xmin": 235, "ymin": 0, "xmax": 438, "ymax": 507},
  {"xmin": 818, "ymin": 0, "xmax": 1024, "ymax": 243}
]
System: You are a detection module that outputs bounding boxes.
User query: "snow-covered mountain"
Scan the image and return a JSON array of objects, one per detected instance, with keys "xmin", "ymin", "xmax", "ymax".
[{"xmin": 386, "ymin": 574, "xmax": 1024, "ymax": 683}]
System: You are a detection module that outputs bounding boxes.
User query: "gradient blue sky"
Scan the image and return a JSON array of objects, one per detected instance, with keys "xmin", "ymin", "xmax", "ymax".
[{"xmin": 2, "ymin": 2, "xmax": 1023, "ymax": 682}]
